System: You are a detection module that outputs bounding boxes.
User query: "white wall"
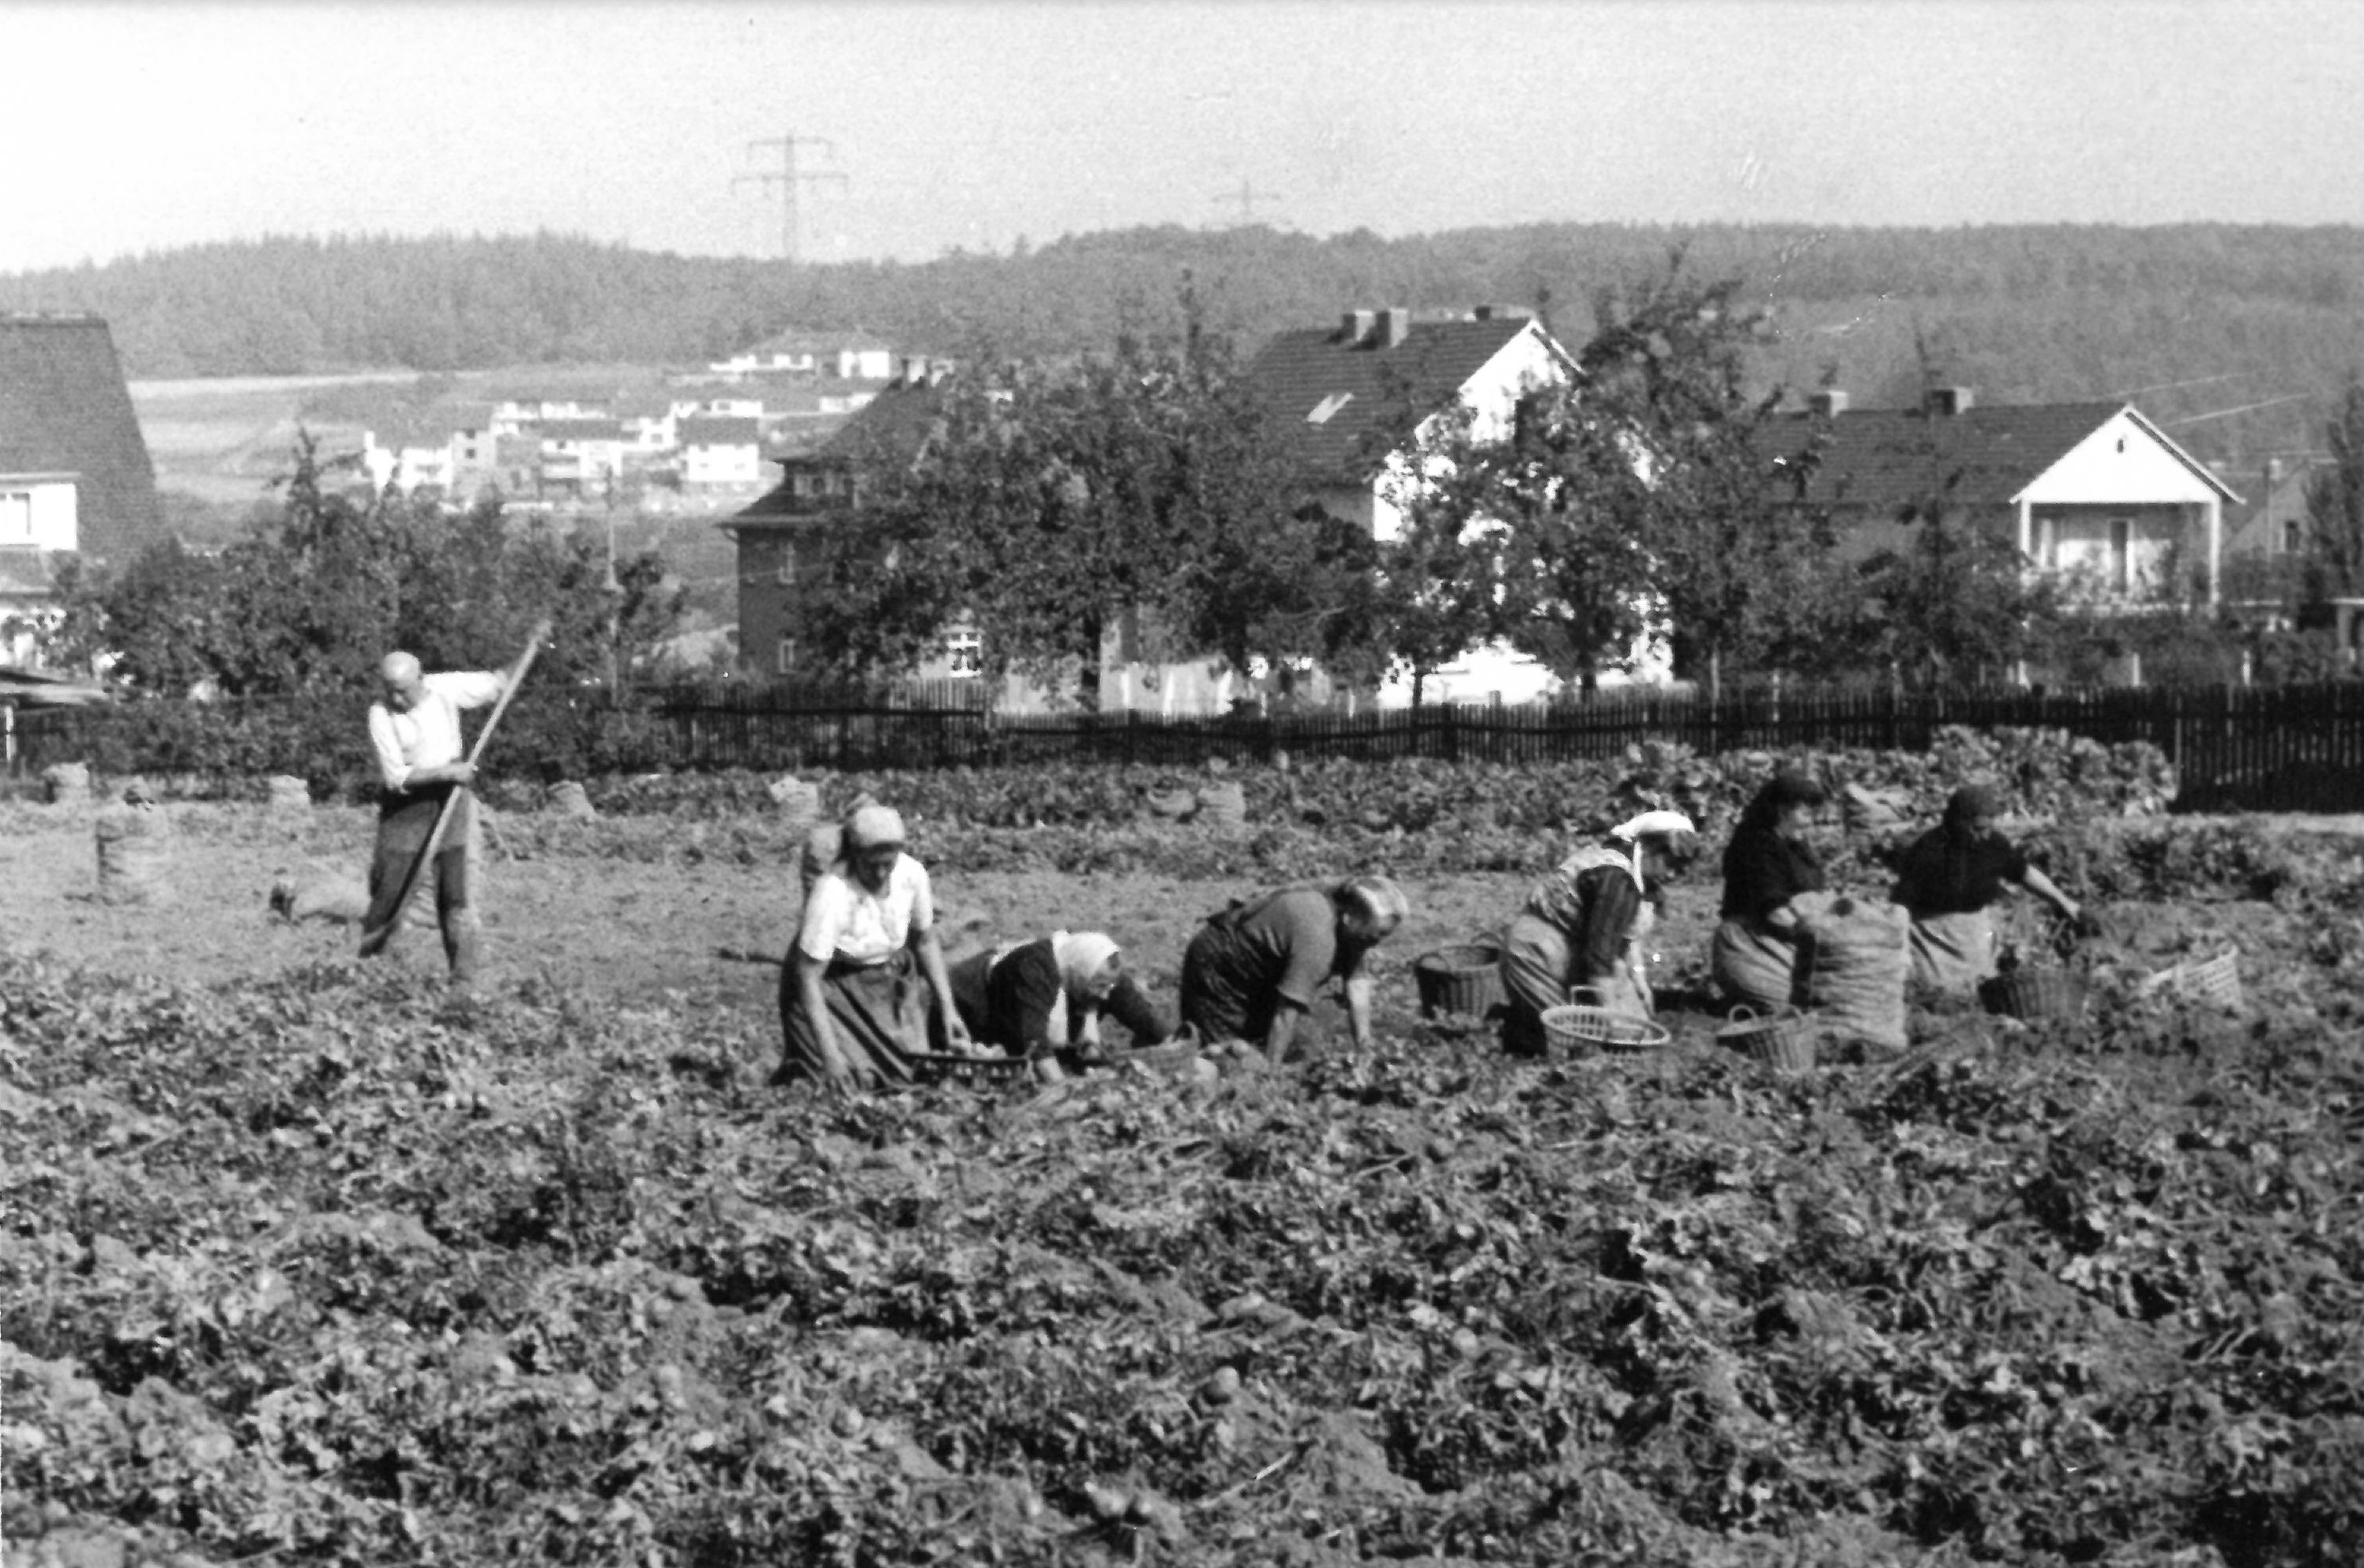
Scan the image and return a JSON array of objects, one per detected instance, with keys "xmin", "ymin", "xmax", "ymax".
[{"xmin": 0, "ymin": 479, "xmax": 77, "ymax": 551}]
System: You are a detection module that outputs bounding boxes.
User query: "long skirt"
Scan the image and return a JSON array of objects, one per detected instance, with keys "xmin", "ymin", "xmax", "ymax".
[
  {"xmin": 1908, "ymin": 908, "xmax": 1999, "ymax": 995},
  {"xmin": 779, "ymin": 949, "xmax": 927, "ymax": 1086},
  {"xmin": 1712, "ymin": 916, "xmax": 1806, "ymax": 1012},
  {"xmin": 1498, "ymin": 912, "xmax": 1647, "ymax": 1055}
]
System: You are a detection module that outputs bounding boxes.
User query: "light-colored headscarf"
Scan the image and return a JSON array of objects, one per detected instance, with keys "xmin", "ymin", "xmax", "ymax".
[
  {"xmin": 1051, "ymin": 930, "xmax": 1122, "ymax": 998},
  {"xmin": 1609, "ymin": 809, "xmax": 1698, "ymax": 889},
  {"xmin": 844, "ymin": 804, "xmax": 907, "ymax": 850},
  {"xmin": 1337, "ymin": 874, "xmax": 1410, "ymax": 929}
]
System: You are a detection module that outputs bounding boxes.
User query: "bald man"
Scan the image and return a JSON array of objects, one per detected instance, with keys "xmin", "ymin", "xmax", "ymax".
[{"xmin": 360, "ymin": 652, "xmax": 511, "ymax": 993}]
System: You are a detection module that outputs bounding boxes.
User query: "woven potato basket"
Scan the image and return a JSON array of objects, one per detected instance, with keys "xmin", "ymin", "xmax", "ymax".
[
  {"xmin": 1113, "ymin": 1040, "xmax": 1204, "ymax": 1077},
  {"xmin": 1414, "ymin": 944, "xmax": 1505, "ymax": 1020},
  {"xmin": 1715, "ymin": 1005, "xmax": 1817, "ymax": 1072},
  {"xmin": 1980, "ymin": 967, "xmax": 2088, "ymax": 1022},
  {"xmin": 2140, "ymin": 949, "xmax": 2244, "ymax": 1013},
  {"xmin": 1540, "ymin": 990, "xmax": 1674, "ymax": 1058},
  {"xmin": 909, "ymin": 1051, "xmax": 1036, "ymax": 1089}
]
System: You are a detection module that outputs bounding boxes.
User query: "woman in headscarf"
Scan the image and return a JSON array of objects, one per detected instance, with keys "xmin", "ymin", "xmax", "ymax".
[
  {"xmin": 1712, "ymin": 771, "xmax": 1829, "ymax": 1010},
  {"xmin": 778, "ymin": 803, "xmax": 972, "ymax": 1089},
  {"xmin": 1499, "ymin": 810, "xmax": 1697, "ymax": 1055},
  {"xmin": 949, "ymin": 931, "xmax": 1174, "ymax": 1073},
  {"xmin": 1179, "ymin": 874, "xmax": 1410, "ymax": 1066},
  {"xmin": 1892, "ymin": 784, "xmax": 2087, "ymax": 995}
]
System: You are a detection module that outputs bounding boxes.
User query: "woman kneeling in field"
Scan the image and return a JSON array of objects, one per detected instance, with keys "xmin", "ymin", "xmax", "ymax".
[
  {"xmin": 1499, "ymin": 810, "xmax": 1697, "ymax": 1054},
  {"xmin": 1892, "ymin": 784, "xmax": 2089, "ymax": 995},
  {"xmin": 1179, "ymin": 876, "xmax": 1408, "ymax": 1066},
  {"xmin": 949, "ymin": 931, "xmax": 1174, "ymax": 1074},
  {"xmin": 778, "ymin": 805, "xmax": 972, "ymax": 1089},
  {"xmin": 1712, "ymin": 771, "xmax": 1829, "ymax": 1011}
]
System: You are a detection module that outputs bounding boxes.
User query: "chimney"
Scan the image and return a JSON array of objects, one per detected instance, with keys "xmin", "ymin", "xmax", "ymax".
[
  {"xmin": 1923, "ymin": 385, "xmax": 1975, "ymax": 418},
  {"xmin": 900, "ymin": 355, "xmax": 926, "ymax": 385},
  {"xmin": 2265, "ymin": 456, "xmax": 2283, "ymax": 483},
  {"xmin": 1379, "ymin": 306, "xmax": 1413, "ymax": 348},
  {"xmin": 1340, "ymin": 310, "xmax": 1376, "ymax": 345},
  {"xmin": 1808, "ymin": 389, "xmax": 1850, "ymax": 418},
  {"xmin": 1471, "ymin": 303, "xmax": 1529, "ymax": 322}
]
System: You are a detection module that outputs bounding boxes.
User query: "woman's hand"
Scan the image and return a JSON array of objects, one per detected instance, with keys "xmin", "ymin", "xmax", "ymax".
[{"xmin": 941, "ymin": 1013, "xmax": 977, "ymax": 1055}]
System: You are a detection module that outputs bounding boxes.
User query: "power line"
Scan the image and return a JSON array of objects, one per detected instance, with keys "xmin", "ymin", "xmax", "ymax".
[
  {"xmin": 1211, "ymin": 179, "xmax": 1283, "ymax": 227},
  {"xmin": 2160, "ymin": 393, "xmax": 2314, "ymax": 427},
  {"xmin": 733, "ymin": 134, "xmax": 848, "ymax": 264}
]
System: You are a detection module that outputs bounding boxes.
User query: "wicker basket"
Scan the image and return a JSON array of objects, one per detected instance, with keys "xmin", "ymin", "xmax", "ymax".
[
  {"xmin": 908, "ymin": 1051, "xmax": 1036, "ymax": 1089},
  {"xmin": 1540, "ymin": 990, "xmax": 1674, "ymax": 1057},
  {"xmin": 1715, "ymin": 1005, "xmax": 1817, "ymax": 1072},
  {"xmin": 2138, "ymin": 949, "xmax": 2244, "ymax": 1012},
  {"xmin": 1979, "ymin": 967, "xmax": 2087, "ymax": 1021},
  {"xmin": 1414, "ymin": 944, "xmax": 1505, "ymax": 1019},
  {"xmin": 1112, "ymin": 1040, "xmax": 1204, "ymax": 1077}
]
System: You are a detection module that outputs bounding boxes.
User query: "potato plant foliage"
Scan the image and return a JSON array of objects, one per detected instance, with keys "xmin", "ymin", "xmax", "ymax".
[{"xmin": 6, "ymin": 777, "xmax": 2364, "ymax": 1566}]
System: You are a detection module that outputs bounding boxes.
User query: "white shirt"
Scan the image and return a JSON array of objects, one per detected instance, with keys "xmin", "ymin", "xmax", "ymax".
[
  {"xmin": 368, "ymin": 671, "xmax": 505, "ymax": 792},
  {"xmin": 799, "ymin": 854, "xmax": 934, "ymax": 965}
]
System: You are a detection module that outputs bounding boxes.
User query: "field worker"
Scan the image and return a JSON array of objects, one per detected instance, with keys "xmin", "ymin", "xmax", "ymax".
[
  {"xmin": 949, "ymin": 930, "xmax": 1175, "ymax": 1074},
  {"xmin": 1712, "ymin": 771, "xmax": 1830, "ymax": 1010},
  {"xmin": 1892, "ymin": 784, "xmax": 2090, "ymax": 995},
  {"xmin": 780, "ymin": 804, "xmax": 971, "ymax": 1089},
  {"xmin": 360, "ymin": 650, "xmax": 513, "ymax": 994},
  {"xmin": 1178, "ymin": 875, "xmax": 1409, "ymax": 1066},
  {"xmin": 1499, "ymin": 810, "xmax": 1698, "ymax": 1054}
]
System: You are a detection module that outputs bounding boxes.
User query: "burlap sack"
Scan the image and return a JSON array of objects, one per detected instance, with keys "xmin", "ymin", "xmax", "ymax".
[
  {"xmin": 765, "ymin": 774, "xmax": 822, "ymax": 828},
  {"xmin": 269, "ymin": 864, "xmax": 371, "ymax": 926},
  {"xmin": 1197, "ymin": 781, "xmax": 1247, "ymax": 830},
  {"xmin": 1800, "ymin": 896, "xmax": 1911, "ymax": 1051},
  {"xmin": 548, "ymin": 780, "xmax": 597, "ymax": 820},
  {"xmin": 92, "ymin": 800, "xmax": 175, "ymax": 906},
  {"xmin": 41, "ymin": 761, "xmax": 91, "ymax": 807},
  {"xmin": 266, "ymin": 775, "xmax": 311, "ymax": 816}
]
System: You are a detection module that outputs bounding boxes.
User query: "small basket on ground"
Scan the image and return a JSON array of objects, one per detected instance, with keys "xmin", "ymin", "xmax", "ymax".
[
  {"xmin": 1979, "ymin": 966, "xmax": 2088, "ymax": 1022},
  {"xmin": 1414, "ymin": 943, "xmax": 1505, "ymax": 1020},
  {"xmin": 908, "ymin": 1051, "xmax": 1037, "ymax": 1089},
  {"xmin": 1540, "ymin": 989, "xmax": 1674, "ymax": 1058},
  {"xmin": 2137, "ymin": 949, "xmax": 2244, "ymax": 1012},
  {"xmin": 1715, "ymin": 1005, "xmax": 1817, "ymax": 1072},
  {"xmin": 1111, "ymin": 1039, "xmax": 1204, "ymax": 1077}
]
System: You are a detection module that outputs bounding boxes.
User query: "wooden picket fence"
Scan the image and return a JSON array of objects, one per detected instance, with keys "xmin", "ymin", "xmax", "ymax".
[{"xmin": 11, "ymin": 680, "xmax": 2364, "ymax": 812}]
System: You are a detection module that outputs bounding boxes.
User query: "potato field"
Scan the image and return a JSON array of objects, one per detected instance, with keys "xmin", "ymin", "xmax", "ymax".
[{"xmin": 5, "ymin": 733, "xmax": 2363, "ymax": 1567}]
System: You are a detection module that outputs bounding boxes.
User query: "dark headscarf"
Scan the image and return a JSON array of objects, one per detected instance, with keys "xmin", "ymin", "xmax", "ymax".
[
  {"xmin": 1944, "ymin": 784, "xmax": 2001, "ymax": 827},
  {"xmin": 1738, "ymin": 769, "xmax": 1828, "ymax": 832}
]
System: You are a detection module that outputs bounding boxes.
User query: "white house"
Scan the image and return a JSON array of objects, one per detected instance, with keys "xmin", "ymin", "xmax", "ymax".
[
  {"xmin": 1773, "ymin": 388, "xmax": 2242, "ymax": 607},
  {"xmin": 1224, "ymin": 303, "xmax": 1617, "ymax": 709},
  {"xmin": 0, "ymin": 314, "xmax": 163, "ymax": 664},
  {"xmin": 678, "ymin": 416, "xmax": 765, "ymax": 490}
]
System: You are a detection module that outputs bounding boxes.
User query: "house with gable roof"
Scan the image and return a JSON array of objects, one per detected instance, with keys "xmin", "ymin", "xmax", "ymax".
[
  {"xmin": 0, "ymin": 314, "xmax": 163, "ymax": 665},
  {"xmin": 1233, "ymin": 303, "xmax": 1602, "ymax": 709},
  {"xmin": 1771, "ymin": 386, "xmax": 2242, "ymax": 607}
]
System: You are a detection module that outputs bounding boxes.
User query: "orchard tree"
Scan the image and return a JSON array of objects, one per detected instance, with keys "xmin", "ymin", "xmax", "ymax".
[{"xmin": 56, "ymin": 434, "xmax": 682, "ymax": 697}]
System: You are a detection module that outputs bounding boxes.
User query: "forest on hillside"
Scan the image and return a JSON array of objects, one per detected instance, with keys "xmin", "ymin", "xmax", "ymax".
[{"xmin": 6, "ymin": 223, "xmax": 2362, "ymax": 460}]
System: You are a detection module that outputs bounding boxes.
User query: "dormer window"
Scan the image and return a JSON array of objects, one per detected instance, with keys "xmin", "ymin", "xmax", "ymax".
[{"xmin": 1307, "ymin": 392, "xmax": 1355, "ymax": 425}]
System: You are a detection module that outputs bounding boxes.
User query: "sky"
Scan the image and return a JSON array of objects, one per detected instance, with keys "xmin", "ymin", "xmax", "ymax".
[{"xmin": 2, "ymin": 0, "xmax": 2359, "ymax": 273}]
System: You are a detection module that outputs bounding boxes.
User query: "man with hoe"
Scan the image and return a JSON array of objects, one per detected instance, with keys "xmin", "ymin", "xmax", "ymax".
[{"xmin": 359, "ymin": 627, "xmax": 543, "ymax": 994}]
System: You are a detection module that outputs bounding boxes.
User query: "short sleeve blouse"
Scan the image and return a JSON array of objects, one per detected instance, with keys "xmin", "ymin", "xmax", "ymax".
[{"xmin": 797, "ymin": 853, "xmax": 934, "ymax": 964}]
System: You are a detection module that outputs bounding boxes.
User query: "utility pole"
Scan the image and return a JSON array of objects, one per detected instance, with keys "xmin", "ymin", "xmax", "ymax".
[
  {"xmin": 1211, "ymin": 178, "xmax": 1281, "ymax": 227},
  {"xmin": 734, "ymin": 134, "xmax": 848, "ymax": 263}
]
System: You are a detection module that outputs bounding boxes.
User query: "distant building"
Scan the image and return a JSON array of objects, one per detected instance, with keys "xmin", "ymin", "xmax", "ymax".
[
  {"xmin": 1768, "ymin": 387, "xmax": 2242, "ymax": 607},
  {"xmin": 677, "ymin": 416, "xmax": 765, "ymax": 491},
  {"xmin": 0, "ymin": 314, "xmax": 163, "ymax": 664},
  {"xmin": 709, "ymin": 329, "xmax": 899, "ymax": 383}
]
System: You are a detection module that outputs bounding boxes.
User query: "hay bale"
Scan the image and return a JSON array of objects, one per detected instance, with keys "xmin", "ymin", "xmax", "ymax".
[
  {"xmin": 1197, "ymin": 781, "xmax": 1248, "ymax": 830},
  {"xmin": 92, "ymin": 799, "xmax": 175, "ymax": 906},
  {"xmin": 40, "ymin": 761, "xmax": 91, "ymax": 807},
  {"xmin": 547, "ymin": 780, "xmax": 597, "ymax": 820},
  {"xmin": 265, "ymin": 775, "xmax": 311, "ymax": 816}
]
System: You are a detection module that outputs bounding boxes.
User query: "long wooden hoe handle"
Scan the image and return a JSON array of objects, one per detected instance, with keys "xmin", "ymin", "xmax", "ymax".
[{"xmin": 358, "ymin": 621, "xmax": 551, "ymax": 959}]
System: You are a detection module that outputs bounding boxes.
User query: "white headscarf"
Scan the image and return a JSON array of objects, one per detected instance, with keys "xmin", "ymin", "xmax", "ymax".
[
  {"xmin": 1051, "ymin": 930, "xmax": 1122, "ymax": 998},
  {"xmin": 1609, "ymin": 809, "xmax": 1697, "ymax": 889}
]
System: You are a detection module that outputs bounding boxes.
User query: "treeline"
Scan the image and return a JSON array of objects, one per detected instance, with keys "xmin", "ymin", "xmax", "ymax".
[{"xmin": 5, "ymin": 223, "xmax": 2362, "ymax": 456}]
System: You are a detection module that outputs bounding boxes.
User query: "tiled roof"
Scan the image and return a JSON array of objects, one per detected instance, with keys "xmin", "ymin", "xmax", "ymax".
[
  {"xmin": 1243, "ymin": 315, "xmax": 1537, "ymax": 480},
  {"xmin": 817, "ymin": 382, "xmax": 945, "ymax": 465},
  {"xmin": 1771, "ymin": 400, "xmax": 2134, "ymax": 512},
  {"xmin": 0, "ymin": 314, "xmax": 162, "ymax": 569},
  {"xmin": 677, "ymin": 416, "xmax": 762, "ymax": 447}
]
